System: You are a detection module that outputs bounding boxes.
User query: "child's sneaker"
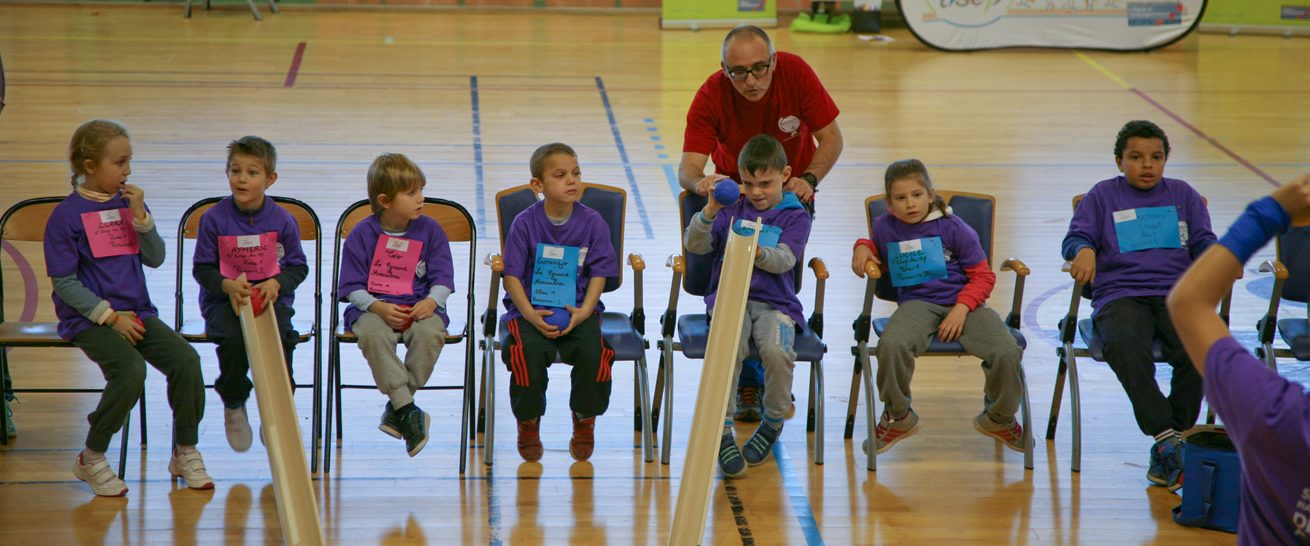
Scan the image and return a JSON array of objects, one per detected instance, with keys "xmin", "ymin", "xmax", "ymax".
[
  {"xmin": 168, "ymin": 448, "xmax": 215, "ymax": 490},
  {"xmin": 378, "ymin": 402, "xmax": 403, "ymax": 439},
  {"xmin": 569, "ymin": 413, "xmax": 596, "ymax": 462},
  {"xmin": 72, "ymin": 453, "xmax": 128, "ymax": 497},
  {"xmin": 733, "ymin": 386, "xmax": 763, "ymax": 422},
  {"xmin": 973, "ymin": 412, "xmax": 1027, "ymax": 452},
  {"xmin": 224, "ymin": 405, "xmax": 253, "ymax": 452},
  {"xmin": 862, "ymin": 408, "xmax": 923, "ymax": 455},
  {"xmin": 3, "ymin": 396, "xmax": 15, "ymax": 438},
  {"xmin": 742, "ymin": 420, "xmax": 782, "ymax": 466},
  {"xmin": 399, "ymin": 405, "xmax": 429, "ymax": 457},
  {"xmin": 517, "ymin": 419, "xmax": 543, "ymax": 462},
  {"xmin": 717, "ymin": 432, "xmax": 747, "ymax": 478},
  {"xmin": 1147, "ymin": 433, "xmax": 1183, "ymax": 491}
]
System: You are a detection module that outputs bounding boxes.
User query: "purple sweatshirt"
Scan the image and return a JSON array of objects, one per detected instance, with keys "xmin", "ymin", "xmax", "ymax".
[
  {"xmin": 1062, "ymin": 176, "xmax": 1215, "ymax": 312},
  {"xmin": 43, "ymin": 192, "xmax": 159, "ymax": 340},
  {"xmin": 193, "ymin": 196, "xmax": 307, "ymax": 320},
  {"xmin": 337, "ymin": 214, "xmax": 454, "ymax": 330},
  {"xmin": 871, "ymin": 212, "xmax": 987, "ymax": 307},
  {"xmin": 1204, "ymin": 336, "xmax": 1310, "ymax": 545},
  {"xmin": 701, "ymin": 195, "xmax": 810, "ymax": 329},
  {"xmin": 501, "ymin": 201, "xmax": 618, "ymax": 322}
]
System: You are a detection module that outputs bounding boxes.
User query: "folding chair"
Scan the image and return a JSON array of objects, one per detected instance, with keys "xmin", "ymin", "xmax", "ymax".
[
  {"xmin": 651, "ymin": 191, "xmax": 828, "ymax": 466},
  {"xmin": 324, "ymin": 198, "xmax": 477, "ymax": 474},
  {"xmin": 477, "ymin": 182, "xmax": 654, "ymax": 466},
  {"xmin": 1253, "ymin": 226, "xmax": 1310, "ymax": 370},
  {"xmin": 0, "ymin": 197, "xmax": 144, "ymax": 478},
  {"xmin": 1046, "ymin": 193, "xmax": 1225, "ymax": 473},
  {"xmin": 845, "ymin": 191, "xmax": 1034, "ymax": 472},
  {"xmin": 174, "ymin": 196, "xmax": 323, "ymax": 472}
]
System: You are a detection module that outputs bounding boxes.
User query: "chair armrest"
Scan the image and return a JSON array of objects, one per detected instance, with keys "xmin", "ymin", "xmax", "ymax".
[
  {"xmin": 1001, "ymin": 258, "xmax": 1029, "ymax": 329},
  {"xmin": 1059, "ymin": 279, "xmax": 1086, "ymax": 344},
  {"xmin": 852, "ymin": 262, "xmax": 881, "ymax": 344},
  {"xmin": 481, "ymin": 252, "xmax": 503, "ymax": 337},
  {"xmin": 1258, "ymin": 259, "xmax": 1288, "ymax": 280},
  {"xmin": 1256, "ymin": 259, "xmax": 1287, "ymax": 344},
  {"xmin": 660, "ymin": 254, "xmax": 685, "ymax": 339},
  {"xmin": 1060, "ymin": 260, "xmax": 1072, "ymax": 273},
  {"xmin": 628, "ymin": 253, "xmax": 646, "ymax": 335},
  {"xmin": 807, "ymin": 257, "xmax": 827, "ymax": 336},
  {"xmin": 629, "ymin": 253, "xmax": 646, "ymax": 272},
  {"xmin": 863, "ymin": 260, "xmax": 881, "ymax": 280}
]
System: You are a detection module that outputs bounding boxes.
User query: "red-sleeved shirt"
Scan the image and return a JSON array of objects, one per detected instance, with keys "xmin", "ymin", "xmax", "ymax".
[{"xmin": 683, "ymin": 51, "xmax": 840, "ymax": 181}]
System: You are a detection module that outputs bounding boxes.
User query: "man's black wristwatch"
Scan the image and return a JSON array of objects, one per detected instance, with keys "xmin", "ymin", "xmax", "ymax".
[{"xmin": 800, "ymin": 172, "xmax": 819, "ymax": 190}]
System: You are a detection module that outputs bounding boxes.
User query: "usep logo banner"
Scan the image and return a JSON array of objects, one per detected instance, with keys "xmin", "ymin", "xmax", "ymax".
[{"xmin": 898, "ymin": 0, "xmax": 1207, "ymax": 51}]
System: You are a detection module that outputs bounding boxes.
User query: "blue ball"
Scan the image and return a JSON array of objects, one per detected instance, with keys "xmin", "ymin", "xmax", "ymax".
[
  {"xmin": 713, "ymin": 180, "xmax": 740, "ymax": 206},
  {"xmin": 542, "ymin": 308, "xmax": 571, "ymax": 331}
]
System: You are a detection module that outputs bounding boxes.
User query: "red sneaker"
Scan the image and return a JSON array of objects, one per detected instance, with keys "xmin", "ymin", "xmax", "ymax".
[
  {"xmin": 569, "ymin": 414, "xmax": 596, "ymax": 462},
  {"xmin": 517, "ymin": 419, "xmax": 543, "ymax": 462}
]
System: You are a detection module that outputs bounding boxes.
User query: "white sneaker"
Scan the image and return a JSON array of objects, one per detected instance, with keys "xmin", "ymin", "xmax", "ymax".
[
  {"xmin": 72, "ymin": 453, "xmax": 128, "ymax": 497},
  {"xmin": 225, "ymin": 406, "xmax": 253, "ymax": 452},
  {"xmin": 168, "ymin": 449, "xmax": 215, "ymax": 490}
]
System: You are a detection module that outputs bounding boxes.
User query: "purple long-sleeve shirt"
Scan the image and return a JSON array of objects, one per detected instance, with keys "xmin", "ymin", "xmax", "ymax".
[
  {"xmin": 1061, "ymin": 176, "xmax": 1215, "ymax": 312},
  {"xmin": 43, "ymin": 192, "xmax": 159, "ymax": 340},
  {"xmin": 871, "ymin": 212, "xmax": 988, "ymax": 307},
  {"xmin": 193, "ymin": 196, "xmax": 307, "ymax": 320},
  {"xmin": 337, "ymin": 214, "xmax": 454, "ymax": 331},
  {"xmin": 500, "ymin": 201, "xmax": 618, "ymax": 323},
  {"xmin": 1204, "ymin": 336, "xmax": 1310, "ymax": 545},
  {"xmin": 697, "ymin": 196, "xmax": 810, "ymax": 329}
]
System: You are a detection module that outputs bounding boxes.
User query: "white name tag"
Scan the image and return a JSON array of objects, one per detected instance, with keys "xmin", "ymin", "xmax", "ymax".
[
  {"xmin": 898, "ymin": 239, "xmax": 923, "ymax": 253},
  {"xmin": 1113, "ymin": 209, "xmax": 1138, "ymax": 223},
  {"xmin": 385, "ymin": 238, "xmax": 410, "ymax": 252},
  {"xmin": 236, "ymin": 234, "xmax": 262, "ymax": 248},
  {"xmin": 542, "ymin": 245, "xmax": 565, "ymax": 260},
  {"xmin": 99, "ymin": 209, "xmax": 122, "ymax": 223}
]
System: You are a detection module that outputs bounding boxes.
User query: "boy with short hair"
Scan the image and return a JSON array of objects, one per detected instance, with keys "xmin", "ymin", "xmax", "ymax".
[
  {"xmin": 193, "ymin": 136, "xmax": 306, "ymax": 452},
  {"xmin": 500, "ymin": 142, "xmax": 619, "ymax": 463},
  {"xmin": 684, "ymin": 133, "xmax": 811, "ymax": 477}
]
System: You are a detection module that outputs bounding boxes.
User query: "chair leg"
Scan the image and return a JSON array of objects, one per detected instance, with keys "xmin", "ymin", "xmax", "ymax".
[
  {"xmin": 806, "ymin": 363, "xmax": 816, "ymax": 433},
  {"xmin": 118, "ymin": 411, "xmax": 130, "ymax": 480},
  {"xmin": 265, "ymin": 0, "xmax": 278, "ymax": 13},
  {"xmin": 476, "ymin": 351, "xmax": 487, "ymax": 434},
  {"xmin": 633, "ymin": 372, "xmax": 643, "ymax": 433},
  {"xmin": 1045, "ymin": 347, "xmax": 1068, "ymax": 440},
  {"xmin": 1068, "ymin": 350, "xmax": 1082, "ymax": 474},
  {"xmin": 459, "ymin": 350, "xmax": 473, "ymax": 475},
  {"xmin": 659, "ymin": 345, "xmax": 675, "ymax": 466},
  {"xmin": 482, "ymin": 347, "xmax": 496, "ymax": 467},
  {"xmin": 323, "ymin": 342, "xmax": 336, "ymax": 474},
  {"xmin": 650, "ymin": 351, "xmax": 665, "ymax": 440},
  {"xmin": 184, "ymin": 0, "xmax": 193, "ymax": 18},
  {"xmin": 1019, "ymin": 366, "xmax": 1033, "ymax": 470},
  {"xmin": 0, "ymin": 356, "xmax": 10, "ymax": 447},
  {"xmin": 636, "ymin": 356, "xmax": 655, "ymax": 463},
  {"xmin": 138, "ymin": 393, "xmax": 147, "ymax": 447},
  {"xmin": 812, "ymin": 359, "xmax": 824, "ymax": 465},
  {"xmin": 311, "ymin": 340, "xmax": 322, "ymax": 474},
  {"xmin": 843, "ymin": 349, "xmax": 863, "ymax": 439},
  {"xmin": 244, "ymin": 0, "xmax": 263, "ymax": 21},
  {"xmin": 858, "ymin": 345, "xmax": 877, "ymax": 472}
]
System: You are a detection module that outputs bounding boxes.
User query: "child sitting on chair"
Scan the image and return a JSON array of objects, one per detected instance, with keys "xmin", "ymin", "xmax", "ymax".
[
  {"xmin": 500, "ymin": 143, "xmax": 619, "ymax": 463},
  {"xmin": 685, "ymin": 134, "xmax": 811, "ymax": 478},
  {"xmin": 851, "ymin": 159, "xmax": 1026, "ymax": 455},
  {"xmin": 1061, "ymin": 119, "xmax": 1215, "ymax": 491},
  {"xmin": 338, "ymin": 153, "xmax": 453, "ymax": 457}
]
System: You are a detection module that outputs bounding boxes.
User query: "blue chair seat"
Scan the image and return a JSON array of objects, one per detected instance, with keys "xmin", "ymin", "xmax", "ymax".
[
  {"xmin": 872, "ymin": 317, "xmax": 1028, "ymax": 352},
  {"xmin": 498, "ymin": 311, "xmax": 646, "ymax": 362},
  {"xmin": 1276, "ymin": 318, "xmax": 1310, "ymax": 361},
  {"xmin": 1077, "ymin": 318, "xmax": 1164, "ymax": 362},
  {"xmin": 676, "ymin": 314, "xmax": 827, "ymax": 361}
]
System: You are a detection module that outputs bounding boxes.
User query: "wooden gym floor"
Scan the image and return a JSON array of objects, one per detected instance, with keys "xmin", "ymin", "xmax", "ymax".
[{"xmin": 2, "ymin": 5, "xmax": 1308, "ymax": 544}]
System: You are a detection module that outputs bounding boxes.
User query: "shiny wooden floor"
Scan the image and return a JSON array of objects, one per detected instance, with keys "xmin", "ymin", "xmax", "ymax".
[{"xmin": 2, "ymin": 6, "xmax": 1309, "ymax": 544}]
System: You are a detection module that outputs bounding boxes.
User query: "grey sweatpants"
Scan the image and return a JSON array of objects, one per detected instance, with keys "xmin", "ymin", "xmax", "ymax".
[
  {"xmin": 721, "ymin": 300, "xmax": 797, "ymax": 422},
  {"xmin": 875, "ymin": 300, "xmax": 1023, "ymax": 424},
  {"xmin": 352, "ymin": 313, "xmax": 447, "ymax": 409}
]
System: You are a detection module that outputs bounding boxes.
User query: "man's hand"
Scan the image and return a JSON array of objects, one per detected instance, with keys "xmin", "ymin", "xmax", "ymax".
[
  {"xmin": 785, "ymin": 177, "xmax": 814, "ymax": 202},
  {"xmin": 694, "ymin": 173, "xmax": 730, "ymax": 197}
]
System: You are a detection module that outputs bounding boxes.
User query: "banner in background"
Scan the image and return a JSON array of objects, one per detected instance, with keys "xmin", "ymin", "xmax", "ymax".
[
  {"xmin": 1201, "ymin": 0, "xmax": 1310, "ymax": 33},
  {"xmin": 662, "ymin": 0, "xmax": 777, "ymax": 30},
  {"xmin": 898, "ymin": 1, "xmax": 1207, "ymax": 51}
]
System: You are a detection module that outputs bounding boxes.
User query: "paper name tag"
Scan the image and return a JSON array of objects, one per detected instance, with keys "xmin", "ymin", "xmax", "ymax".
[
  {"xmin": 80, "ymin": 208, "xmax": 140, "ymax": 258},
  {"xmin": 1114, "ymin": 206, "xmax": 1183, "ymax": 253},
  {"xmin": 530, "ymin": 243, "xmax": 579, "ymax": 308},
  {"xmin": 218, "ymin": 232, "xmax": 281, "ymax": 280},
  {"xmin": 367, "ymin": 234, "xmax": 423, "ymax": 296},
  {"xmin": 886, "ymin": 236, "xmax": 948, "ymax": 288}
]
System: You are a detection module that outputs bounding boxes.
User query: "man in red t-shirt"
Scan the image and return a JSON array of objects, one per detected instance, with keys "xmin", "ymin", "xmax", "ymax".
[
  {"xmin": 679, "ymin": 25, "xmax": 843, "ymax": 422},
  {"xmin": 680, "ymin": 25, "xmax": 843, "ymax": 206}
]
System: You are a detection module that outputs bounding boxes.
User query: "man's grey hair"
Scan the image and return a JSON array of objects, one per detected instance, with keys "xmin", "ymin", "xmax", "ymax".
[{"xmin": 721, "ymin": 25, "xmax": 775, "ymax": 62}]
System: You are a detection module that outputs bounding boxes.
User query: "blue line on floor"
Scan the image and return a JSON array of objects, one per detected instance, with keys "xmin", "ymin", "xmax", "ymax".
[
  {"xmin": 773, "ymin": 441, "xmax": 824, "ymax": 545},
  {"xmin": 470, "ymin": 75, "xmax": 488, "ymax": 233},
  {"xmin": 595, "ymin": 76, "xmax": 654, "ymax": 239}
]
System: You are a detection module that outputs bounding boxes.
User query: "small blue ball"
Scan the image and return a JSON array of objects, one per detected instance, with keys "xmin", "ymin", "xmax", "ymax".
[
  {"xmin": 713, "ymin": 180, "xmax": 740, "ymax": 206},
  {"xmin": 542, "ymin": 308, "xmax": 571, "ymax": 331}
]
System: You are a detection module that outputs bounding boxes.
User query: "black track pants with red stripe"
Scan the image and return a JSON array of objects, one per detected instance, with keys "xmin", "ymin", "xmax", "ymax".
[{"xmin": 502, "ymin": 313, "xmax": 614, "ymax": 422}]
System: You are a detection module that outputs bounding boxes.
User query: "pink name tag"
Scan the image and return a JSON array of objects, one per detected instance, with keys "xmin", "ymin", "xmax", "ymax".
[
  {"xmin": 367, "ymin": 235, "xmax": 423, "ymax": 296},
  {"xmin": 218, "ymin": 232, "xmax": 281, "ymax": 280},
  {"xmin": 80, "ymin": 208, "xmax": 140, "ymax": 258}
]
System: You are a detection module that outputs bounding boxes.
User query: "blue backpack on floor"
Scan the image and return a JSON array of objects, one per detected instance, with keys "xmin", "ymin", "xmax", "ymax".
[{"xmin": 1173, "ymin": 427, "xmax": 1240, "ymax": 534}]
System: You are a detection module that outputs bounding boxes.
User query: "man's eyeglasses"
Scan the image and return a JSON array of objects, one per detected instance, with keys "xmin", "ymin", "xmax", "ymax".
[{"xmin": 724, "ymin": 55, "xmax": 774, "ymax": 81}]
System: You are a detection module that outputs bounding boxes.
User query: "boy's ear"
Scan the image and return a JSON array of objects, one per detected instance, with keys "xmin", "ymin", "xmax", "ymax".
[
  {"xmin": 265, "ymin": 171, "xmax": 278, "ymax": 188},
  {"xmin": 781, "ymin": 165, "xmax": 792, "ymax": 181},
  {"xmin": 529, "ymin": 177, "xmax": 545, "ymax": 194},
  {"xmin": 376, "ymin": 192, "xmax": 392, "ymax": 209}
]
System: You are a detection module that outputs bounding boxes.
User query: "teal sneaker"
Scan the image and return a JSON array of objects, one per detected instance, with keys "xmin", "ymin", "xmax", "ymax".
[
  {"xmin": 742, "ymin": 421, "xmax": 782, "ymax": 466},
  {"xmin": 718, "ymin": 432, "xmax": 747, "ymax": 478}
]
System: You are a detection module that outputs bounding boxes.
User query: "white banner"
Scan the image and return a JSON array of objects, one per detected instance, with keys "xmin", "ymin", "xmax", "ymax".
[{"xmin": 898, "ymin": 1, "xmax": 1207, "ymax": 51}]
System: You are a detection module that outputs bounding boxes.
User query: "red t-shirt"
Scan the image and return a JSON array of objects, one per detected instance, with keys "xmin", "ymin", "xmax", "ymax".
[{"xmin": 683, "ymin": 51, "xmax": 840, "ymax": 181}]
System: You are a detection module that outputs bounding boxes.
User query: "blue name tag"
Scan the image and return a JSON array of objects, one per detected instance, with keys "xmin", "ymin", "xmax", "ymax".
[
  {"xmin": 1113, "ymin": 206, "xmax": 1182, "ymax": 253},
  {"xmin": 732, "ymin": 219, "xmax": 781, "ymax": 248},
  {"xmin": 530, "ymin": 243, "xmax": 579, "ymax": 308},
  {"xmin": 886, "ymin": 237, "xmax": 948, "ymax": 288}
]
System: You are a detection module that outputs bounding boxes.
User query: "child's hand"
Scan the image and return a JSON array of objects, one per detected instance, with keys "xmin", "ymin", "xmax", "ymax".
[
  {"xmin": 223, "ymin": 275, "xmax": 253, "ymax": 314},
  {"xmin": 1272, "ymin": 173, "xmax": 1310, "ymax": 226},
  {"xmin": 369, "ymin": 301, "xmax": 411, "ymax": 331},
  {"xmin": 851, "ymin": 244, "xmax": 880, "ymax": 278},
  {"xmin": 110, "ymin": 311, "xmax": 146, "ymax": 345},
  {"xmin": 559, "ymin": 305, "xmax": 590, "ymax": 336},
  {"xmin": 252, "ymin": 278, "xmax": 280, "ymax": 310},
  {"xmin": 121, "ymin": 184, "xmax": 148, "ymax": 222},
  {"xmin": 527, "ymin": 307, "xmax": 562, "ymax": 339},
  {"xmin": 703, "ymin": 198, "xmax": 725, "ymax": 220},
  {"xmin": 407, "ymin": 298, "xmax": 438, "ymax": 322},
  {"xmin": 694, "ymin": 173, "xmax": 730, "ymax": 196},
  {"xmin": 1069, "ymin": 247, "xmax": 1096, "ymax": 285},
  {"xmin": 937, "ymin": 304, "xmax": 968, "ymax": 342}
]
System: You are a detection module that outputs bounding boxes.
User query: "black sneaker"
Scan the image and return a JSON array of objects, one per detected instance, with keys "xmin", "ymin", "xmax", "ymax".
[
  {"xmin": 742, "ymin": 421, "xmax": 782, "ymax": 466},
  {"xmin": 718, "ymin": 431, "xmax": 747, "ymax": 478},
  {"xmin": 378, "ymin": 402, "xmax": 402, "ymax": 439},
  {"xmin": 399, "ymin": 405, "xmax": 430, "ymax": 457}
]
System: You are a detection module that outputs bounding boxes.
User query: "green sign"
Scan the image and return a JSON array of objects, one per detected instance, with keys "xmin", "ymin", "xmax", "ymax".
[
  {"xmin": 1202, "ymin": 0, "xmax": 1310, "ymax": 28},
  {"xmin": 661, "ymin": 0, "xmax": 777, "ymax": 30}
]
